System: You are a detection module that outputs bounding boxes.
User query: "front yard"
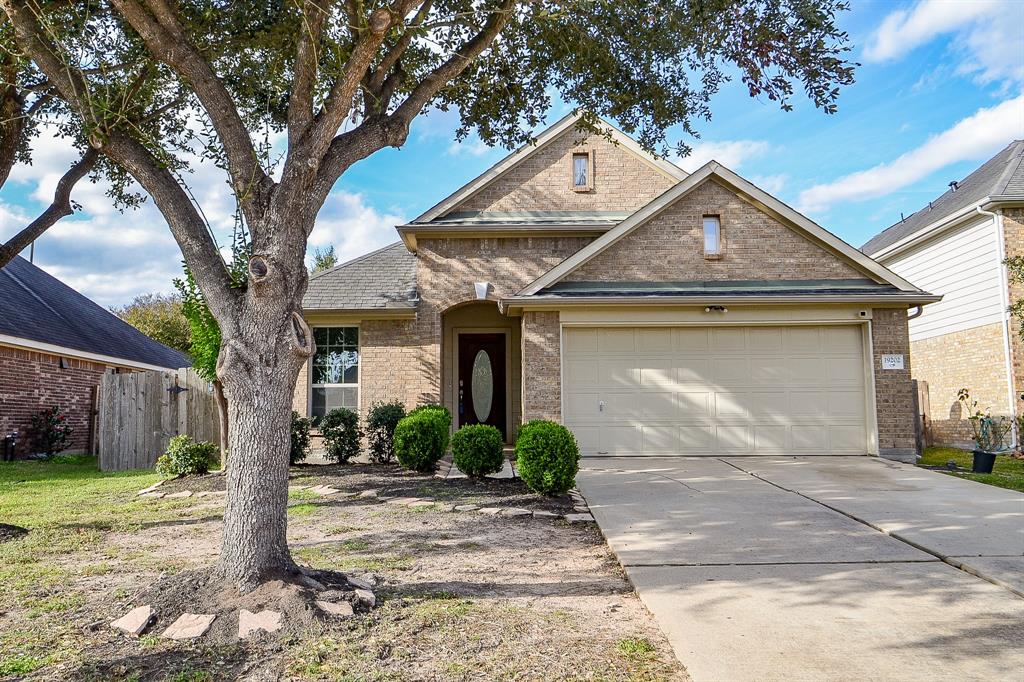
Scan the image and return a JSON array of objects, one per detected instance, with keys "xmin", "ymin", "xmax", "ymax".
[
  {"xmin": 918, "ymin": 447, "xmax": 1024, "ymax": 492},
  {"xmin": 0, "ymin": 456, "xmax": 685, "ymax": 681}
]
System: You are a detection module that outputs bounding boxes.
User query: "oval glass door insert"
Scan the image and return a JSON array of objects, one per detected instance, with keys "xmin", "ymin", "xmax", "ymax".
[{"xmin": 471, "ymin": 349, "xmax": 493, "ymax": 422}]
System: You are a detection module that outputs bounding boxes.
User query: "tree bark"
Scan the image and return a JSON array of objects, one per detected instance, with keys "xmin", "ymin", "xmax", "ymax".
[{"xmin": 213, "ymin": 379, "xmax": 229, "ymax": 470}]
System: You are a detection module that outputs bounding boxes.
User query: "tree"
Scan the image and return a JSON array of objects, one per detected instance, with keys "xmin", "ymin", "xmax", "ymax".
[
  {"xmin": 111, "ymin": 293, "xmax": 192, "ymax": 355},
  {"xmin": 0, "ymin": 0, "xmax": 856, "ymax": 594},
  {"xmin": 312, "ymin": 245, "xmax": 338, "ymax": 273}
]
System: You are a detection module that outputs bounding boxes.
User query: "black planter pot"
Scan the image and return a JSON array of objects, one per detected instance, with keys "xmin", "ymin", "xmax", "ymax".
[{"xmin": 972, "ymin": 450, "xmax": 997, "ymax": 474}]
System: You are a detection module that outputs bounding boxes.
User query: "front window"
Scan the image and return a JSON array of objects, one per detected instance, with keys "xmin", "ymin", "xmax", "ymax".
[
  {"xmin": 703, "ymin": 215, "xmax": 722, "ymax": 257},
  {"xmin": 311, "ymin": 326, "xmax": 359, "ymax": 419},
  {"xmin": 571, "ymin": 151, "xmax": 592, "ymax": 191}
]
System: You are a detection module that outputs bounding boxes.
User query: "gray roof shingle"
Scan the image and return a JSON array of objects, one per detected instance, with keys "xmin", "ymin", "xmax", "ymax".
[
  {"xmin": 0, "ymin": 256, "xmax": 191, "ymax": 369},
  {"xmin": 303, "ymin": 242, "xmax": 417, "ymax": 311},
  {"xmin": 862, "ymin": 140, "xmax": 1024, "ymax": 255}
]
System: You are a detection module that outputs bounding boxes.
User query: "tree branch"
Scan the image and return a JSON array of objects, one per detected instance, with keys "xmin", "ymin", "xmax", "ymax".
[
  {"xmin": 287, "ymin": 0, "xmax": 331, "ymax": 146},
  {"xmin": 0, "ymin": 147, "xmax": 97, "ymax": 268}
]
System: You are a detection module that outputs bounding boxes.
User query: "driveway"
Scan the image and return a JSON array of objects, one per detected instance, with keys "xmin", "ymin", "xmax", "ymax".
[{"xmin": 577, "ymin": 456, "xmax": 1024, "ymax": 682}]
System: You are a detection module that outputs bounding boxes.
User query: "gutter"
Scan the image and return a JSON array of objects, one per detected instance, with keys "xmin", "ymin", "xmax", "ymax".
[
  {"xmin": 0, "ymin": 334, "xmax": 182, "ymax": 372},
  {"xmin": 397, "ymin": 223, "xmax": 612, "ymax": 251},
  {"xmin": 500, "ymin": 292, "xmax": 943, "ymax": 313}
]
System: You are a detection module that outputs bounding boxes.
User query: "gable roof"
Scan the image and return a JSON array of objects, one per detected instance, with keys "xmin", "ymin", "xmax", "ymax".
[
  {"xmin": 862, "ymin": 140, "xmax": 1024, "ymax": 257},
  {"xmin": 303, "ymin": 242, "xmax": 417, "ymax": 312},
  {"xmin": 517, "ymin": 162, "xmax": 928, "ymax": 298},
  {"xmin": 411, "ymin": 111, "xmax": 688, "ymax": 225},
  {"xmin": 0, "ymin": 256, "xmax": 190, "ymax": 370}
]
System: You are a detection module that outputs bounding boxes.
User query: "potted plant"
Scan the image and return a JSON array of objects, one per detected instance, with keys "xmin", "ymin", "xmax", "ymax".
[{"xmin": 957, "ymin": 388, "xmax": 1012, "ymax": 473}]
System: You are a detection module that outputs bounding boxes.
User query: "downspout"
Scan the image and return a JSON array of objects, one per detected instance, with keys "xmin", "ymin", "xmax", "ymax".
[
  {"xmin": 978, "ymin": 205, "xmax": 1018, "ymax": 446},
  {"xmin": 907, "ymin": 305, "xmax": 924, "ymax": 320}
]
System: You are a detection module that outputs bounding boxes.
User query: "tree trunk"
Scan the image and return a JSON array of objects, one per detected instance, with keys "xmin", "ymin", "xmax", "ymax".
[{"xmin": 214, "ymin": 380, "xmax": 229, "ymax": 469}]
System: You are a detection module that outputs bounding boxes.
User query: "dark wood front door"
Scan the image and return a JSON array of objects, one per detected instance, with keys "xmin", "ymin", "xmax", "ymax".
[{"xmin": 457, "ymin": 333, "xmax": 507, "ymax": 439}]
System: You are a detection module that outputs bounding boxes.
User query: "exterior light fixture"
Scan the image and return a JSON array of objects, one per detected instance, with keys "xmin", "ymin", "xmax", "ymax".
[
  {"xmin": 474, "ymin": 282, "xmax": 491, "ymax": 300},
  {"xmin": 704, "ymin": 306, "xmax": 728, "ymax": 313}
]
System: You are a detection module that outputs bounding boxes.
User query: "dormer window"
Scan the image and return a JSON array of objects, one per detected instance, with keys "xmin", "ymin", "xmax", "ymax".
[
  {"xmin": 703, "ymin": 215, "xmax": 722, "ymax": 258},
  {"xmin": 571, "ymin": 150, "xmax": 593, "ymax": 191}
]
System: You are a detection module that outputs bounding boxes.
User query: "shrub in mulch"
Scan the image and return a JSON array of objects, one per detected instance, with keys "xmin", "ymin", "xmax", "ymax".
[
  {"xmin": 515, "ymin": 420, "xmax": 580, "ymax": 496},
  {"xmin": 366, "ymin": 400, "xmax": 406, "ymax": 463},
  {"xmin": 451, "ymin": 424, "xmax": 504, "ymax": 479},
  {"xmin": 320, "ymin": 408, "xmax": 363, "ymax": 464},
  {"xmin": 155, "ymin": 434, "xmax": 217, "ymax": 477},
  {"xmin": 394, "ymin": 405, "xmax": 451, "ymax": 473},
  {"xmin": 290, "ymin": 411, "xmax": 312, "ymax": 465}
]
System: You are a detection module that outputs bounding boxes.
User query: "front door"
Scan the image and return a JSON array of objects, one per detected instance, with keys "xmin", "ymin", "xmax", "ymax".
[{"xmin": 457, "ymin": 333, "xmax": 507, "ymax": 439}]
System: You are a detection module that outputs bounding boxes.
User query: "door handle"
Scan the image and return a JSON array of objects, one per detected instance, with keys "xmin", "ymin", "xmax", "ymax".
[{"xmin": 599, "ymin": 400, "xmax": 605, "ymax": 412}]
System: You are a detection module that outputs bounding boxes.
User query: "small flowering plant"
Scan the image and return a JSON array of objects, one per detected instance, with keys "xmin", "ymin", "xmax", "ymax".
[
  {"xmin": 957, "ymin": 388, "xmax": 1012, "ymax": 453},
  {"xmin": 28, "ymin": 406, "xmax": 74, "ymax": 456}
]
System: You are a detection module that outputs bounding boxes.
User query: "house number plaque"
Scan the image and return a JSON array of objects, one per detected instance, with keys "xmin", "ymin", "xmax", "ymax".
[{"xmin": 881, "ymin": 354, "xmax": 904, "ymax": 370}]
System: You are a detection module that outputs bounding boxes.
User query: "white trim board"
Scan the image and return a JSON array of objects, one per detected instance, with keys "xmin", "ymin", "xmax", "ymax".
[
  {"xmin": 0, "ymin": 334, "xmax": 181, "ymax": 372},
  {"xmin": 411, "ymin": 111, "xmax": 688, "ymax": 225},
  {"xmin": 517, "ymin": 162, "xmax": 925, "ymax": 297}
]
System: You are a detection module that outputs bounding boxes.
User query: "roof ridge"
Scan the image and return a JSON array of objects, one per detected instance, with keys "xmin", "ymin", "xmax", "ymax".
[
  {"xmin": 307, "ymin": 241, "xmax": 405, "ymax": 282},
  {"xmin": 992, "ymin": 140, "xmax": 1024, "ymax": 195}
]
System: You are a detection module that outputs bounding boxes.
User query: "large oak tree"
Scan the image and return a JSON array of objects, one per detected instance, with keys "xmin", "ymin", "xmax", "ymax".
[{"xmin": 0, "ymin": 0, "xmax": 855, "ymax": 591}]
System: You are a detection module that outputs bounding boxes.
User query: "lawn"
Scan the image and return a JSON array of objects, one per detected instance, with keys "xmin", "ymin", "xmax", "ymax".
[
  {"xmin": 0, "ymin": 456, "xmax": 686, "ymax": 681},
  {"xmin": 918, "ymin": 447, "xmax": 1024, "ymax": 492}
]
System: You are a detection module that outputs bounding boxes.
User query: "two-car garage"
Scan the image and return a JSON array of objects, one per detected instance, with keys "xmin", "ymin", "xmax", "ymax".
[{"xmin": 562, "ymin": 324, "xmax": 872, "ymax": 456}]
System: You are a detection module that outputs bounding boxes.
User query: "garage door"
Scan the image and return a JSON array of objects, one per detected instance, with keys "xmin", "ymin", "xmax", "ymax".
[{"xmin": 563, "ymin": 326, "xmax": 868, "ymax": 456}]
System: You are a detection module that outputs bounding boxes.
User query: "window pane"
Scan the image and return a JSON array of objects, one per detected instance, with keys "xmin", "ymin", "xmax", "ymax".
[
  {"xmin": 573, "ymin": 154, "xmax": 588, "ymax": 187},
  {"xmin": 312, "ymin": 387, "xmax": 358, "ymax": 418},
  {"xmin": 313, "ymin": 328, "xmax": 329, "ymax": 347},
  {"xmin": 328, "ymin": 327, "xmax": 347, "ymax": 346},
  {"xmin": 703, "ymin": 216, "xmax": 720, "ymax": 253},
  {"xmin": 344, "ymin": 327, "xmax": 359, "ymax": 346},
  {"xmin": 311, "ymin": 327, "xmax": 359, "ymax": 385}
]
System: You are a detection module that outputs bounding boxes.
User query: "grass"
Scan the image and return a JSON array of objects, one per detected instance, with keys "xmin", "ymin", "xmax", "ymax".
[{"xmin": 918, "ymin": 447, "xmax": 1024, "ymax": 492}]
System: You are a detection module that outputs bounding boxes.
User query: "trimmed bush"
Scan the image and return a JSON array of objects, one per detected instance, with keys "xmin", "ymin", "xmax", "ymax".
[
  {"xmin": 155, "ymin": 434, "xmax": 216, "ymax": 477},
  {"xmin": 515, "ymin": 420, "xmax": 580, "ymax": 496},
  {"xmin": 290, "ymin": 411, "xmax": 312, "ymax": 465},
  {"xmin": 451, "ymin": 424, "xmax": 504, "ymax": 478},
  {"xmin": 320, "ymin": 408, "xmax": 363, "ymax": 463},
  {"xmin": 28, "ymin": 406, "xmax": 73, "ymax": 456},
  {"xmin": 394, "ymin": 406, "xmax": 452, "ymax": 473},
  {"xmin": 367, "ymin": 400, "xmax": 406, "ymax": 463}
]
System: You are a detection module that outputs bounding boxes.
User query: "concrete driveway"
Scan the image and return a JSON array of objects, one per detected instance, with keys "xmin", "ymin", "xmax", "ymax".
[{"xmin": 577, "ymin": 456, "xmax": 1024, "ymax": 682}]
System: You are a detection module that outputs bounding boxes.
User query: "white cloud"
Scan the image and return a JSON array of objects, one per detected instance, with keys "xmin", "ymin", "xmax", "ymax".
[
  {"xmin": 677, "ymin": 140, "xmax": 771, "ymax": 173},
  {"xmin": 750, "ymin": 174, "xmax": 788, "ymax": 194},
  {"xmin": 864, "ymin": 0, "xmax": 1024, "ymax": 85},
  {"xmin": 309, "ymin": 190, "xmax": 405, "ymax": 266},
  {"xmin": 797, "ymin": 95, "xmax": 1024, "ymax": 213},
  {"xmin": 446, "ymin": 137, "xmax": 493, "ymax": 157}
]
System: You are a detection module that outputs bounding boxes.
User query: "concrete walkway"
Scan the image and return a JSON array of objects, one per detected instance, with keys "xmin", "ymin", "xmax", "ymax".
[{"xmin": 577, "ymin": 456, "xmax": 1024, "ymax": 682}]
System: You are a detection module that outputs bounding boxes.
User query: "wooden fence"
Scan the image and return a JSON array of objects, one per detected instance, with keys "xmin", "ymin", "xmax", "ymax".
[{"xmin": 97, "ymin": 368, "xmax": 220, "ymax": 471}]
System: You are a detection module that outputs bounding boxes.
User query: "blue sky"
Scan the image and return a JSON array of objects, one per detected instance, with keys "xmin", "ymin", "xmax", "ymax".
[{"xmin": 1, "ymin": 0, "xmax": 1023, "ymax": 306}]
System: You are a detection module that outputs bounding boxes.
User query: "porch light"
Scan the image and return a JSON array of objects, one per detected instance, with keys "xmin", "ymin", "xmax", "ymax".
[
  {"xmin": 704, "ymin": 306, "xmax": 728, "ymax": 313},
  {"xmin": 475, "ymin": 282, "xmax": 491, "ymax": 300}
]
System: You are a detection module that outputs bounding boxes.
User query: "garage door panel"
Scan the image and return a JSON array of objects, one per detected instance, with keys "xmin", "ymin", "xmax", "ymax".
[
  {"xmin": 638, "ymin": 359, "xmax": 674, "ymax": 387},
  {"xmin": 601, "ymin": 359, "xmax": 638, "ymax": 387},
  {"xmin": 637, "ymin": 392, "xmax": 679, "ymax": 419},
  {"xmin": 786, "ymin": 327, "xmax": 822, "ymax": 352},
  {"xmin": 679, "ymin": 425, "xmax": 714, "ymax": 450},
  {"xmin": 716, "ymin": 425, "xmax": 751, "ymax": 452},
  {"xmin": 748, "ymin": 327, "xmax": 784, "ymax": 351},
  {"xmin": 830, "ymin": 425, "xmax": 866, "ymax": 451},
  {"xmin": 564, "ymin": 391, "xmax": 601, "ymax": 420},
  {"xmin": 789, "ymin": 391, "xmax": 828, "ymax": 417},
  {"xmin": 753, "ymin": 425, "xmax": 788, "ymax": 451},
  {"xmin": 715, "ymin": 392, "xmax": 749, "ymax": 418},
  {"xmin": 565, "ymin": 359, "xmax": 598, "ymax": 386},
  {"xmin": 827, "ymin": 358, "xmax": 864, "ymax": 384},
  {"xmin": 600, "ymin": 328, "xmax": 635, "ymax": 352},
  {"xmin": 601, "ymin": 425, "xmax": 640, "ymax": 453},
  {"xmin": 675, "ymin": 359, "xmax": 712, "ymax": 383},
  {"xmin": 788, "ymin": 357, "xmax": 826, "ymax": 383},
  {"xmin": 712, "ymin": 327, "xmax": 748, "ymax": 351},
  {"xmin": 792, "ymin": 425, "xmax": 829, "ymax": 451},
  {"xmin": 642, "ymin": 425, "xmax": 682, "ymax": 453},
  {"xmin": 674, "ymin": 328, "xmax": 710, "ymax": 351},
  {"xmin": 825, "ymin": 327, "xmax": 861, "ymax": 352},
  {"xmin": 828, "ymin": 391, "xmax": 865, "ymax": 417},
  {"xmin": 747, "ymin": 392, "xmax": 789, "ymax": 416},
  {"xmin": 711, "ymin": 357, "xmax": 750, "ymax": 384},
  {"xmin": 678, "ymin": 391, "xmax": 712, "ymax": 417},
  {"xmin": 750, "ymin": 357, "xmax": 789, "ymax": 384},
  {"xmin": 637, "ymin": 328, "xmax": 673, "ymax": 352}
]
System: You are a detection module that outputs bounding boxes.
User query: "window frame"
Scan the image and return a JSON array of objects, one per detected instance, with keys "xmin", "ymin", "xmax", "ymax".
[
  {"xmin": 307, "ymin": 324, "xmax": 361, "ymax": 419},
  {"xmin": 703, "ymin": 214, "xmax": 723, "ymax": 259},
  {"xmin": 570, "ymin": 148, "xmax": 594, "ymax": 192}
]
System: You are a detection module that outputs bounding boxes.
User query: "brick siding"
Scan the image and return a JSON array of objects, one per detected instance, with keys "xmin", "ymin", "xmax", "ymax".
[
  {"xmin": 567, "ymin": 180, "xmax": 864, "ymax": 282},
  {"xmin": 871, "ymin": 309, "xmax": 918, "ymax": 459},
  {"xmin": 0, "ymin": 344, "xmax": 107, "ymax": 456},
  {"xmin": 521, "ymin": 311, "xmax": 561, "ymax": 422},
  {"xmin": 450, "ymin": 127, "xmax": 676, "ymax": 214},
  {"xmin": 1004, "ymin": 208, "xmax": 1024, "ymax": 411}
]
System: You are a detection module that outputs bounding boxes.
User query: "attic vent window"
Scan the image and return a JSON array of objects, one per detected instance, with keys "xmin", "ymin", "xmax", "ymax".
[
  {"xmin": 571, "ymin": 150, "xmax": 593, "ymax": 192},
  {"xmin": 703, "ymin": 215, "xmax": 722, "ymax": 259}
]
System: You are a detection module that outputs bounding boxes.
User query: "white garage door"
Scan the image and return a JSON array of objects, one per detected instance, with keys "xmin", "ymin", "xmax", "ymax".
[{"xmin": 563, "ymin": 325, "xmax": 868, "ymax": 456}]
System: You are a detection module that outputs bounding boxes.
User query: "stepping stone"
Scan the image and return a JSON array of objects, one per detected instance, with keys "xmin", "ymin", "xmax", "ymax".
[
  {"xmin": 165, "ymin": 491, "xmax": 193, "ymax": 499},
  {"xmin": 573, "ymin": 505, "xmax": 589, "ymax": 513},
  {"xmin": 563, "ymin": 513, "xmax": 595, "ymax": 523},
  {"xmin": 162, "ymin": 613, "xmax": 216, "ymax": 640},
  {"xmin": 312, "ymin": 486, "xmax": 341, "ymax": 496},
  {"xmin": 453, "ymin": 504, "xmax": 479, "ymax": 512},
  {"xmin": 110, "ymin": 605, "xmax": 153, "ymax": 636},
  {"xmin": 385, "ymin": 497, "xmax": 422, "ymax": 506},
  {"xmin": 408, "ymin": 501, "xmax": 435, "ymax": 508},
  {"xmin": 289, "ymin": 485, "xmax": 310, "ymax": 490},
  {"xmin": 138, "ymin": 482, "xmax": 164, "ymax": 495},
  {"xmin": 316, "ymin": 600, "xmax": 354, "ymax": 617},
  {"xmin": 140, "ymin": 492, "xmax": 166, "ymax": 499},
  {"xmin": 238, "ymin": 609, "xmax": 282, "ymax": 639},
  {"xmin": 357, "ymin": 490, "xmax": 378, "ymax": 499},
  {"xmin": 478, "ymin": 507, "xmax": 502, "ymax": 515},
  {"xmin": 347, "ymin": 575, "xmax": 374, "ymax": 591},
  {"xmin": 354, "ymin": 589, "xmax": 376, "ymax": 607},
  {"xmin": 533, "ymin": 510, "xmax": 559, "ymax": 518},
  {"xmin": 500, "ymin": 508, "xmax": 532, "ymax": 517}
]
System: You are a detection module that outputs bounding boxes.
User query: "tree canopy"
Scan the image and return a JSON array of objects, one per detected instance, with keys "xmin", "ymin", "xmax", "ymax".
[{"xmin": 111, "ymin": 292, "xmax": 192, "ymax": 355}]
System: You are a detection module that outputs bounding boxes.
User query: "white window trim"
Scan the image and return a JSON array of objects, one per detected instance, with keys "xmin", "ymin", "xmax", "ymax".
[
  {"xmin": 703, "ymin": 214, "xmax": 722, "ymax": 259},
  {"xmin": 570, "ymin": 148, "xmax": 594, "ymax": 192},
  {"xmin": 308, "ymin": 324, "xmax": 361, "ymax": 418}
]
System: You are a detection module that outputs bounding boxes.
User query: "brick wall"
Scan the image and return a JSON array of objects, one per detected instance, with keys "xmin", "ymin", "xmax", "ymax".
[
  {"xmin": 1004, "ymin": 208, "xmax": 1024, "ymax": 411},
  {"xmin": 871, "ymin": 309, "xmax": 918, "ymax": 460},
  {"xmin": 909, "ymin": 323, "xmax": 1009, "ymax": 446},
  {"xmin": 521, "ymin": 311, "xmax": 562, "ymax": 422},
  {"xmin": 0, "ymin": 344, "xmax": 107, "ymax": 456},
  {"xmin": 451, "ymin": 127, "xmax": 677, "ymax": 214},
  {"xmin": 567, "ymin": 180, "xmax": 864, "ymax": 282}
]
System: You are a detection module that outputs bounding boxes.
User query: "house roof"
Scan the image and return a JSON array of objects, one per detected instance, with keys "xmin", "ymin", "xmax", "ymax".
[
  {"xmin": 303, "ymin": 242, "xmax": 417, "ymax": 312},
  {"xmin": 517, "ymin": 162, "xmax": 928, "ymax": 298},
  {"xmin": 0, "ymin": 256, "xmax": 190, "ymax": 370},
  {"xmin": 862, "ymin": 140, "xmax": 1024, "ymax": 256}
]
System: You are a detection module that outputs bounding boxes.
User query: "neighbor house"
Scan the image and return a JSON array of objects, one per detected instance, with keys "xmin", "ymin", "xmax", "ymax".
[
  {"xmin": 0, "ymin": 256, "xmax": 190, "ymax": 456},
  {"xmin": 297, "ymin": 113, "xmax": 938, "ymax": 462},
  {"xmin": 863, "ymin": 141, "xmax": 1023, "ymax": 447}
]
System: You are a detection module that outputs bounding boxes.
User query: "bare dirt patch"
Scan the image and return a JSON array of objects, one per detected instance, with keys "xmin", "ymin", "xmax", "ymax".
[{"xmin": 0, "ymin": 524, "xmax": 28, "ymax": 544}]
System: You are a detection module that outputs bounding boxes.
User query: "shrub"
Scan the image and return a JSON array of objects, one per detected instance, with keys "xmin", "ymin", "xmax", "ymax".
[
  {"xmin": 290, "ymin": 411, "xmax": 312, "ymax": 465},
  {"xmin": 28, "ymin": 406, "xmax": 73, "ymax": 456},
  {"xmin": 515, "ymin": 420, "xmax": 580, "ymax": 496},
  {"xmin": 155, "ymin": 434, "xmax": 216, "ymax": 477},
  {"xmin": 366, "ymin": 400, "xmax": 406, "ymax": 463},
  {"xmin": 394, "ymin": 406, "xmax": 452, "ymax": 473},
  {"xmin": 320, "ymin": 408, "xmax": 363, "ymax": 463},
  {"xmin": 451, "ymin": 424, "xmax": 504, "ymax": 478}
]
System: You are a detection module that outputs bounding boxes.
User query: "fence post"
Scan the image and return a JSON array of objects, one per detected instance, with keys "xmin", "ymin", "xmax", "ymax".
[{"xmin": 176, "ymin": 367, "xmax": 188, "ymax": 437}]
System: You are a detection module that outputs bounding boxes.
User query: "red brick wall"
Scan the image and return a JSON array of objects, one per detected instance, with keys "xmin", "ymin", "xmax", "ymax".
[
  {"xmin": 871, "ymin": 309, "xmax": 918, "ymax": 459},
  {"xmin": 0, "ymin": 344, "xmax": 107, "ymax": 456}
]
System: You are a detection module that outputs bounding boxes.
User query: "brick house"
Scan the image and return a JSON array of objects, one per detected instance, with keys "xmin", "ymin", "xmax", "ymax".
[
  {"xmin": 0, "ymin": 256, "xmax": 190, "ymax": 456},
  {"xmin": 297, "ymin": 113, "xmax": 938, "ymax": 462},
  {"xmin": 863, "ymin": 141, "xmax": 1023, "ymax": 448}
]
